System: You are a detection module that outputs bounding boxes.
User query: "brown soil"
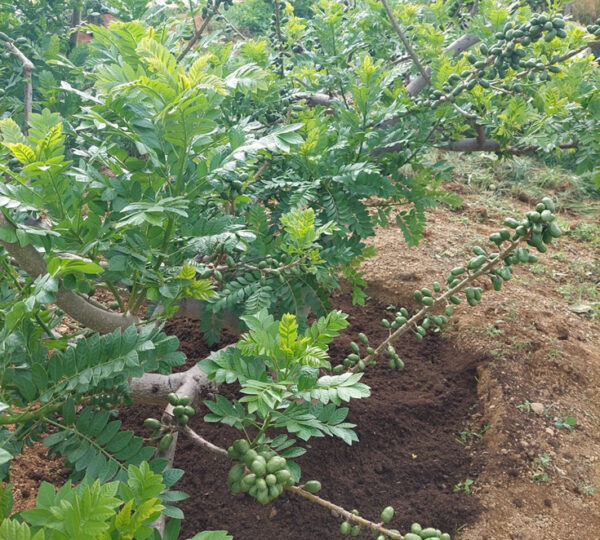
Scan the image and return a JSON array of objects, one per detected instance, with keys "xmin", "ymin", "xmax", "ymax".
[
  {"xmin": 8, "ymin": 186, "xmax": 600, "ymax": 539},
  {"xmin": 145, "ymin": 302, "xmax": 487, "ymax": 539}
]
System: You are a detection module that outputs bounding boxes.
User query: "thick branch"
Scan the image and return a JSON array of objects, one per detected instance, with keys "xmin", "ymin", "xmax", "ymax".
[
  {"xmin": 0, "ymin": 213, "xmax": 139, "ymax": 333},
  {"xmin": 439, "ymin": 138, "xmax": 578, "ymax": 155},
  {"xmin": 407, "ymin": 33, "xmax": 480, "ymax": 97}
]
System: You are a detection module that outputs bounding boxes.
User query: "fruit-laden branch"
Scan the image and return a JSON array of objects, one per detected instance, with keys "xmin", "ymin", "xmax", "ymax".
[
  {"xmin": 405, "ymin": 33, "xmax": 481, "ymax": 97},
  {"xmin": 2, "ymin": 39, "xmax": 34, "ymax": 134},
  {"xmin": 181, "ymin": 426, "xmax": 405, "ymax": 539}
]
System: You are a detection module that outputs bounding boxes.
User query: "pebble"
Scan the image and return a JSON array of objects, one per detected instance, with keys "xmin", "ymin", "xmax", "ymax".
[{"xmin": 530, "ymin": 402, "xmax": 544, "ymax": 415}]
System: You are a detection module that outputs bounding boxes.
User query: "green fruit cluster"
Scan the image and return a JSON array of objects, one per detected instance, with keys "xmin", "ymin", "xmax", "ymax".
[
  {"xmin": 430, "ymin": 15, "xmax": 570, "ymax": 106},
  {"xmin": 144, "ymin": 417, "xmax": 174, "ymax": 451},
  {"xmin": 227, "ymin": 439, "xmax": 295, "ymax": 504},
  {"xmin": 338, "ymin": 332, "xmax": 376, "ymax": 372},
  {"xmin": 167, "ymin": 393, "xmax": 194, "ymax": 425},
  {"xmin": 586, "ymin": 17, "xmax": 600, "ymax": 37},
  {"xmin": 402, "ymin": 522, "xmax": 451, "ymax": 540}
]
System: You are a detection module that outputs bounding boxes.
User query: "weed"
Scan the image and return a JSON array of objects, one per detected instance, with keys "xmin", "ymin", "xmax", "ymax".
[
  {"xmin": 456, "ymin": 423, "xmax": 491, "ymax": 445},
  {"xmin": 453, "ymin": 479, "xmax": 474, "ymax": 494},
  {"xmin": 554, "ymin": 416, "xmax": 578, "ymax": 430},
  {"xmin": 577, "ymin": 481, "xmax": 596, "ymax": 496},
  {"xmin": 532, "ymin": 453, "xmax": 552, "ymax": 483},
  {"xmin": 517, "ymin": 400, "xmax": 531, "ymax": 413}
]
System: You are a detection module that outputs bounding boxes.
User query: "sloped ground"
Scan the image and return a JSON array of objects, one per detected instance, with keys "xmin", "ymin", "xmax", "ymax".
[
  {"xmin": 7, "ymin": 177, "xmax": 600, "ymax": 540},
  {"xmin": 362, "ymin": 182, "xmax": 600, "ymax": 539}
]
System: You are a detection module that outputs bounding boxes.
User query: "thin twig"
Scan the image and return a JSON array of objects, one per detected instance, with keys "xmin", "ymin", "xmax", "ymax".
[
  {"xmin": 177, "ymin": 9, "xmax": 217, "ymax": 61},
  {"xmin": 380, "ymin": 0, "xmax": 430, "ymax": 81}
]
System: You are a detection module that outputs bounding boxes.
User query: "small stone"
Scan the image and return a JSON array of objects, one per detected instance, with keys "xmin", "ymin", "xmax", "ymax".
[
  {"xmin": 545, "ymin": 427, "xmax": 554, "ymax": 436},
  {"xmin": 269, "ymin": 508, "xmax": 278, "ymax": 519},
  {"xmin": 530, "ymin": 402, "xmax": 544, "ymax": 415}
]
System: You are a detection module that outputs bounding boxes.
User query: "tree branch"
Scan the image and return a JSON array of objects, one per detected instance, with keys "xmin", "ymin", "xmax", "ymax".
[
  {"xmin": 0, "ymin": 213, "xmax": 139, "ymax": 333},
  {"xmin": 380, "ymin": 0, "xmax": 430, "ymax": 82},
  {"xmin": 3, "ymin": 40, "xmax": 34, "ymax": 134},
  {"xmin": 177, "ymin": 8, "xmax": 217, "ymax": 61}
]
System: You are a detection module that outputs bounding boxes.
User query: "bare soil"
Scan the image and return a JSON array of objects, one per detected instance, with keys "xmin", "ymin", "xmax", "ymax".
[{"xmin": 8, "ymin": 185, "xmax": 600, "ymax": 539}]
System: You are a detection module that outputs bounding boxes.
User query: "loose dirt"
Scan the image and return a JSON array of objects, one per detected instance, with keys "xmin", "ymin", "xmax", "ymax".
[{"xmin": 7, "ymin": 185, "xmax": 600, "ymax": 540}]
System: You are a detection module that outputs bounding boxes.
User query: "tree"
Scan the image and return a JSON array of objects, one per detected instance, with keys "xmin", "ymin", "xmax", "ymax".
[{"xmin": 0, "ymin": 0, "xmax": 597, "ymax": 537}]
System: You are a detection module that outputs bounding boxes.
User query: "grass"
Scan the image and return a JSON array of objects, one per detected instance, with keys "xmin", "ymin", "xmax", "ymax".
[
  {"xmin": 438, "ymin": 152, "xmax": 600, "ymax": 213},
  {"xmin": 571, "ymin": 0, "xmax": 600, "ymax": 25}
]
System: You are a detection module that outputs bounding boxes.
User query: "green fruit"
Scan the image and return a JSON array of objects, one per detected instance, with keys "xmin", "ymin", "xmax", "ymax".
[
  {"xmin": 467, "ymin": 53, "xmax": 477, "ymax": 64},
  {"xmin": 548, "ymin": 65, "xmax": 560, "ymax": 73},
  {"xmin": 167, "ymin": 393, "xmax": 180, "ymax": 406},
  {"xmin": 440, "ymin": 534, "xmax": 451, "ymax": 540},
  {"xmin": 544, "ymin": 30, "xmax": 556, "ymax": 42},
  {"xmin": 357, "ymin": 360, "xmax": 366, "ymax": 371},
  {"xmin": 491, "ymin": 275, "xmax": 502, "ymax": 291},
  {"xmin": 233, "ymin": 439, "xmax": 250, "ymax": 455},
  {"xmin": 472, "ymin": 246, "xmax": 486, "ymax": 256},
  {"xmin": 395, "ymin": 357, "xmax": 405, "ymax": 369},
  {"xmin": 340, "ymin": 522, "xmax": 351, "ymax": 535},
  {"xmin": 255, "ymin": 478, "xmax": 267, "ymax": 491},
  {"xmin": 304, "ymin": 480, "xmax": 321, "ymax": 493},
  {"xmin": 350, "ymin": 526, "xmax": 360, "ymax": 536},
  {"xmin": 251, "ymin": 457, "xmax": 267, "ymax": 476},
  {"xmin": 228, "ymin": 463, "xmax": 245, "ymax": 484},
  {"xmin": 489, "ymin": 232, "xmax": 503, "ymax": 245},
  {"xmin": 389, "ymin": 358, "xmax": 396, "ymax": 369},
  {"xmin": 404, "ymin": 534, "xmax": 422, "ymax": 540},
  {"xmin": 269, "ymin": 484, "xmax": 283, "ymax": 498},
  {"xmin": 366, "ymin": 346, "xmax": 375, "ymax": 355},
  {"xmin": 350, "ymin": 341, "xmax": 360, "ymax": 353},
  {"xmin": 420, "ymin": 528, "xmax": 441, "ymax": 538},
  {"xmin": 467, "ymin": 255, "xmax": 486, "ymax": 270},
  {"xmin": 450, "ymin": 295, "xmax": 461, "ymax": 305},
  {"xmin": 382, "ymin": 319, "xmax": 391, "ymax": 328},
  {"xmin": 445, "ymin": 305, "xmax": 453, "ymax": 316},
  {"xmin": 158, "ymin": 433, "xmax": 173, "ymax": 451},
  {"xmin": 243, "ymin": 449, "xmax": 258, "ymax": 466},
  {"xmin": 541, "ymin": 197, "xmax": 555, "ymax": 211},
  {"xmin": 241, "ymin": 473, "xmax": 257, "ymax": 489},
  {"xmin": 358, "ymin": 333, "xmax": 369, "ymax": 344},
  {"xmin": 421, "ymin": 287, "xmax": 432, "ymax": 297},
  {"xmin": 173, "ymin": 405, "xmax": 186, "ymax": 416},
  {"xmin": 410, "ymin": 523, "xmax": 422, "ymax": 534},
  {"xmin": 276, "ymin": 469, "xmax": 293, "ymax": 486},
  {"xmin": 548, "ymin": 222, "xmax": 562, "ymax": 238},
  {"xmin": 380, "ymin": 506, "xmax": 394, "ymax": 523},
  {"xmin": 144, "ymin": 418, "xmax": 161, "ymax": 430},
  {"xmin": 333, "ymin": 365, "xmax": 344, "ymax": 374},
  {"xmin": 540, "ymin": 210, "xmax": 554, "ymax": 222},
  {"xmin": 450, "ymin": 266, "xmax": 466, "ymax": 276},
  {"xmin": 422, "ymin": 296, "xmax": 434, "ymax": 306},
  {"xmin": 433, "ymin": 281, "xmax": 441, "ymax": 292},
  {"xmin": 414, "ymin": 290, "xmax": 423, "ymax": 301},
  {"xmin": 178, "ymin": 414, "xmax": 189, "ymax": 425}
]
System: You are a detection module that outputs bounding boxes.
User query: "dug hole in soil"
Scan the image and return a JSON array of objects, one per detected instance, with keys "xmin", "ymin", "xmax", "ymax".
[{"xmin": 121, "ymin": 294, "xmax": 486, "ymax": 539}]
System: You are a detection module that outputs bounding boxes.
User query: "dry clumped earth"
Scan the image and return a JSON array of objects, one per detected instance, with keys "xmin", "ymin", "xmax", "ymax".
[{"xmin": 7, "ymin": 184, "xmax": 600, "ymax": 540}]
